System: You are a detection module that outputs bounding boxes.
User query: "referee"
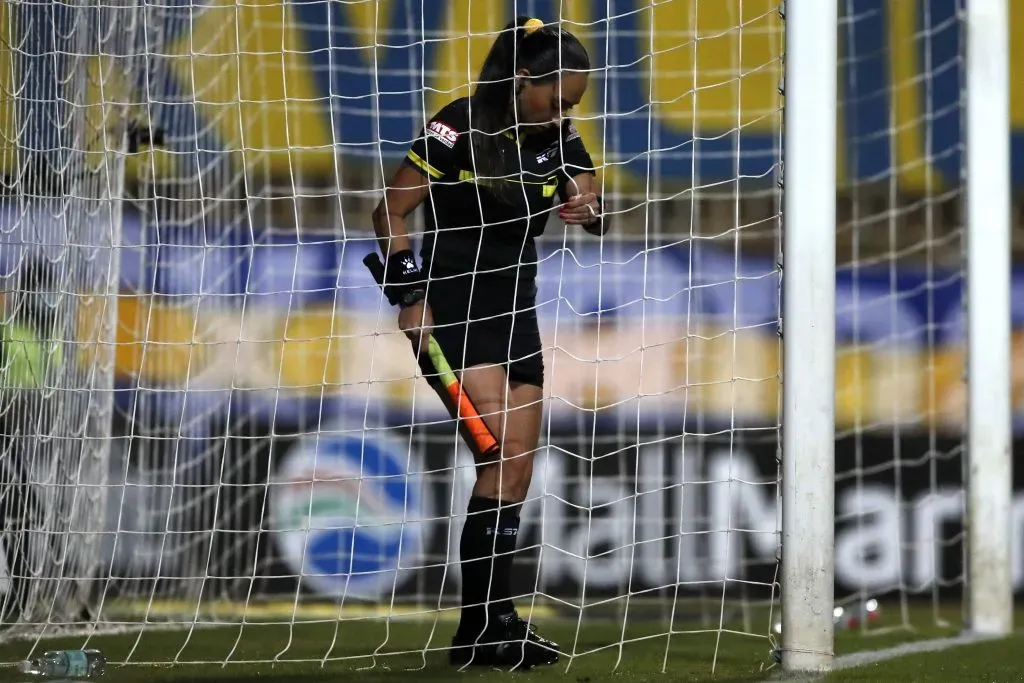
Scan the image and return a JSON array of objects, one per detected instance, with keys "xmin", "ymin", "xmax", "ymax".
[{"xmin": 371, "ymin": 16, "xmax": 603, "ymax": 670}]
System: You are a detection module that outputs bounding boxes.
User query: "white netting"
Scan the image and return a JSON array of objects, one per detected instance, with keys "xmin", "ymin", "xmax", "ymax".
[
  {"xmin": 0, "ymin": 0, "xmax": 988, "ymax": 677},
  {"xmin": 833, "ymin": 0, "xmax": 968, "ymax": 632},
  {"xmin": 92, "ymin": 3, "xmax": 785, "ymax": 644},
  {"xmin": 0, "ymin": 0, "xmax": 132, "ymax": 631}
]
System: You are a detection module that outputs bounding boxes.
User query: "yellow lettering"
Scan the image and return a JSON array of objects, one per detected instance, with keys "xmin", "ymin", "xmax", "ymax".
[
  {"xmin": 888, "ymin": 0, "xmax": 943, "ymax": 193},
  {"xmin": 1012, "ymin": 3, "xmax": 1024, "ymax": 129},
  {"xmin": 172, "ymin": 0, "xmax": 334, "ymax": 176},
  {"xmin": 277, "ymin": 306, "xmax": 346, "ymax": 390},
  {"xmin": 97, "ymin": 297, "xmax": 209, "ymax": 383},
  {"xmin": 428, "ymin": 0, "xmax": 506, "ymax": 117},
  {"xmin": 836, "ymin": 30, "xmax": 848, "ymax": 186},
  {"xmin": 925, "ymin": 347, "xmax": 965, "ymax": 430},
  {"xmin": 1013, "ymin": 334, "xmax": 1024, "ymax": 413},
  {"xmin": 344, "ymin": 0, "xmax": 393, "ymax": 59},
  {"xmin": 559, "ymin": 3, "xmax": 606, "ymax": 181},
  {"xmin": 0, "ymin": 3, "xmax": 16, "ymax": 176},
  {"xmin": 836, "ymin": 347, "xmax": 872, "ymax": 428},
  {"xmin": 649, "ymin": 0, "xmax": 781, "ymax": 133},
  {"xmin": 736, "ymin": 333, "xmax": 780, "ymax": 420}
]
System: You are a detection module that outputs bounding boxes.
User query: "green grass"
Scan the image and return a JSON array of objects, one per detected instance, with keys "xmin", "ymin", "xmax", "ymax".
[
  {"xmin": 0, "ymin": 619, "xmax": 773, "ymax": 683},
  {"xmin": 824, "ymin": 633, "xmax": 1024, "ymax": 682},
  {"xmin": 0, "ymin": 604, "xmax": 1018, "ymax": 682}
]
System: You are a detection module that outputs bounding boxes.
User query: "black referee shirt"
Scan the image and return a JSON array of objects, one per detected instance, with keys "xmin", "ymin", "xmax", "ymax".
[{"xmin": 402, "ymin": 97, "xmax": 595, "ymax": 281}]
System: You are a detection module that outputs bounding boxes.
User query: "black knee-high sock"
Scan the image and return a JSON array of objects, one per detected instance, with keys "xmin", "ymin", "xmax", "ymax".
[
  {"xmin": 489, "ymin": 502, "xmax": 522, "ymax": 618},
  {"xmin": 458, "ymin": 496, "xmax": 522, "ymax": 633},
  {"xmin": 459, "ymin": 496, "xmax": 498, "ymax": 633}
]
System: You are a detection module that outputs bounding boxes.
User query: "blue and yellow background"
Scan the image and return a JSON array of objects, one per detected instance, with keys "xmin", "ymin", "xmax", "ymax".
[
  {"xmin": 142, "ymin": 0, "xmax": 1024, "ymax": 187},
  {"xmin": 4, "ymin": 0, "xmax": 1021, "ymax": 189},
  {"xmin": 1, "ymin": 0, "xmax": 1022, "ymax": 433},
  {"xmin": 155, "ymin": 0, "xmax": 1023, "ymax": 187}
]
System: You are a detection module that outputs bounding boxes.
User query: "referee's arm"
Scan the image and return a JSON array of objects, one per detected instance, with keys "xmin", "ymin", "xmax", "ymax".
[{"xmin": 372, "ymin": 164, "xmax": 429, "ymax": 257}]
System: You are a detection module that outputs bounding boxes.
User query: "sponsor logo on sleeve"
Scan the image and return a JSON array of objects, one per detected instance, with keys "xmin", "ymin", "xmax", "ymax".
[
  {"xmin": 427, "ymin": 120, "xmax": 458, "ymax": 148},
  {"xmin": 565, "ymin": 122, "xmax": 581, "ymax": 142}
]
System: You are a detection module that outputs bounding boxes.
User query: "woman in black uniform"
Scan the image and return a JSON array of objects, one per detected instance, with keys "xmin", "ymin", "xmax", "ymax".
[{"xmin": 371, "ymin": 16, "xmax": 604, "ymax": 670}]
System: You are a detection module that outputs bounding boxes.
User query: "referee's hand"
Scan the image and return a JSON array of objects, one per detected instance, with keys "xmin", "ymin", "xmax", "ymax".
[
  {"xmin": 559, "ymin": 193, "xmax": 600, "ymax": 225},
  {"xmin": 398, "ymin": 300, "xmax": 434, "ymax": 356}
]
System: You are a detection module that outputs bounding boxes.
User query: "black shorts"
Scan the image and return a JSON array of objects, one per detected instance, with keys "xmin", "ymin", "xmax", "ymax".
[{"xmin": 424, "ymin": 270, "xmax": 544, "ymax": 387}]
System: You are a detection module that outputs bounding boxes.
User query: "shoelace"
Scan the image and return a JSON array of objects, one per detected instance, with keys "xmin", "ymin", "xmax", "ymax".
[{"xmin": 510, "ymin": 618, "xmax": 551, "ymax": 644}]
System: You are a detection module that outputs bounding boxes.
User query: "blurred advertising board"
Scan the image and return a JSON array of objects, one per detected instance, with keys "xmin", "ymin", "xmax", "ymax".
[
  {"xmin": 91, "ymin": 210, "xmax": 1024, "ymax": 435},
  {"xmin": 99, "ymin": 419, "xmax": 1024, "ymax": 601}
]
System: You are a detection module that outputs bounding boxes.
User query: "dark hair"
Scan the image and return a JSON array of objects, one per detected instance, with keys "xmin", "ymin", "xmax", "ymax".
[{"xmin": 469, "ymin": 17, "xmax": 590, "ymax": 193}]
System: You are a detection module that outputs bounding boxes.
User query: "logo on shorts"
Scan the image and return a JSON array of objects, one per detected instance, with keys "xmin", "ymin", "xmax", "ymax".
[
  {"xmin": 427, "ymin": 120, "xmax": 458, "ymax": 148},
  {"xmin": 271, "ymin": 430, "xmax": 424, "ymax": 600}
]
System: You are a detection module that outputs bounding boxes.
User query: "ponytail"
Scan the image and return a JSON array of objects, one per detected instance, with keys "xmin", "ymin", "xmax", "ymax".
[{"xmin": 469, "ymin": 17, "xmax": 589, "ymax": 198}]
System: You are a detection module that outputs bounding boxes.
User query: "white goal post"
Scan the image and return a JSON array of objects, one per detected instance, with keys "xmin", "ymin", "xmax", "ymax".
[
  {"xmin": 964, "ymin": 0, "xmax": 1012, "ymax": 638},
  {"xmin": 782, "ymin": 0, "xmax": 1013, "ymax": 670},
  {"xmin": 780, "ymin": 0, "xmax": 838, "ymax": 671},
  {"xmin": 0, "ymin": 0, "xmax": 1014, "ymax": 678}
]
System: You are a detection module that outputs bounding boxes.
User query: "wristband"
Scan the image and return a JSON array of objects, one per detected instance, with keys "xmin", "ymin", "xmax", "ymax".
[
  {"xmin": 382, "ymin": 249, "xmax": 426, "ymax": 307},
  {"xmin": 397, "ymin": 287, "xmax": 426, "ymax": 309}
]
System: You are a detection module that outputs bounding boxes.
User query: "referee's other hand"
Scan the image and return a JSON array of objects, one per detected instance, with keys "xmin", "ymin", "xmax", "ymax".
[
  {"xmin": 399, "ymin": 300, "xmax": 434, "ymax": 356},
  {"xmin": 559, "ymin": 193, "xmax": 600, "ymax": 225}
]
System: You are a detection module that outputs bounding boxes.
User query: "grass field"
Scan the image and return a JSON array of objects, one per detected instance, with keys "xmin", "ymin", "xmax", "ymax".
[{"xmin": 0, "ymin": 603, "xmax": 1019, "ymax": 682}]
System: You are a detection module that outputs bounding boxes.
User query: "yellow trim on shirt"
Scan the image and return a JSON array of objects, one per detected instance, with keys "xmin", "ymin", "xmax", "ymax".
[
  {"xmin": 457, "ymin": 170, "xmax": 558, "ymax": 197},
  {"xmin": 406, "ymin": 150, "xmax": 444, "ymax": 179}
]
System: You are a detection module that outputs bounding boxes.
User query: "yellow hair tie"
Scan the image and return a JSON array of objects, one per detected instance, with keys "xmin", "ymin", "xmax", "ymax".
[{"xmin": 523, "ymin": 18, "xmax": 543, "ymax": 35}]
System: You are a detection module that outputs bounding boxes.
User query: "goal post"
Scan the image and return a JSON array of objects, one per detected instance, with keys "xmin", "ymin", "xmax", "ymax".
[
  {"xmin": 0, "ymin": 0, "xmax": 136, "ymax": 630},
  {"xmin": 780, "ymin": 0, "xmax": 838, "ymax": 672},
  {"xmin": 965, "ymin": 0, "xmax": 1012, "ymax": 638}
]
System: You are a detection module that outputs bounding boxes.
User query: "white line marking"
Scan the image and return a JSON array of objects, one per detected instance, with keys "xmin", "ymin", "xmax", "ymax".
[{"xmin": 771, "ymin": 632, "xmax": 1006, "ymax": 682}]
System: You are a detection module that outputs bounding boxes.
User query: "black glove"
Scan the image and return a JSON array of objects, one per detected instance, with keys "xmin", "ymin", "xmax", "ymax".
[{"xmin": 363, "ymin": 251, "xmax": 427, "ymax": 308}]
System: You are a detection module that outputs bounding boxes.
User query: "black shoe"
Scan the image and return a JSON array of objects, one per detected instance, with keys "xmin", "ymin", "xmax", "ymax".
[{"xmin": 449, "ymin": 611, "xmax": 560, "ymax": 670}]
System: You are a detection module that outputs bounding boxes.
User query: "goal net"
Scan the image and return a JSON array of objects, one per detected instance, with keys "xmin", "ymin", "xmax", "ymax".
[
  {"xmin": 0, "ymin": 0, "xmax": 134, "ymax": 629},
  {"xmin": 0, "ymin": 0, "xmax": 1002, "ymax": 676},
  {"xmin": 833, "ymin": 0, "xmax": 972, "ymax": 633}
]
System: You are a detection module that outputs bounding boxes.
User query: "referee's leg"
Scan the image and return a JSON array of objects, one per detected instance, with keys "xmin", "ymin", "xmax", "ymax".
[
  {"xmin": 447, "ymin": 364, "xmax": 559, "ymax": 666},
  {"xmin": 460, "ymin": 366, "xmax": 542, "ymax": 503}
]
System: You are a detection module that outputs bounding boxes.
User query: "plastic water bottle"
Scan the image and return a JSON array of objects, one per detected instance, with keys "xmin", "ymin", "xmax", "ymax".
[{"xmin": 18, "ymin": 649, "xmax": 106, "ymax": 678}]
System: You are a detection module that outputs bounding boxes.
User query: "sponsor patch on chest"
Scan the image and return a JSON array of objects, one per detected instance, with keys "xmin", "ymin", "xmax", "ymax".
[{"xmin": 536, "ymin": 145, "xmax": 559, "ymax": 164}]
